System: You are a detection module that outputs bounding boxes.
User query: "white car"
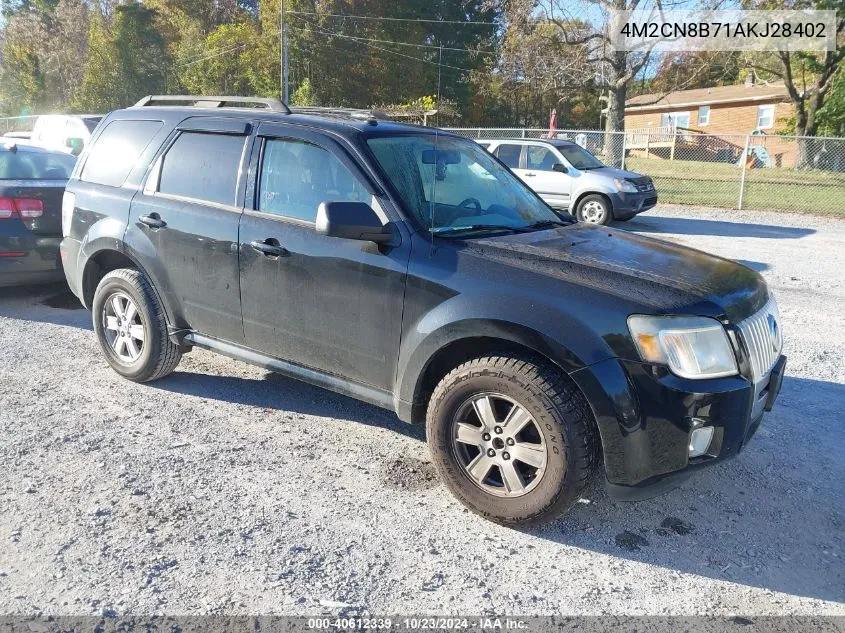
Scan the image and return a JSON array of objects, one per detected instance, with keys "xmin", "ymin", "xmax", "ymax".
[
  {"xmin": 30, "ymin": 114, "xmax": 102, "ymax": 155},
  {"xmin": 478, "ymin": 139, "xmax": 657, "ymax": 225}
]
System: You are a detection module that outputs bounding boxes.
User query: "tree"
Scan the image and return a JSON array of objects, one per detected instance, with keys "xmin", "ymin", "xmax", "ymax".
[
  {"xmin": 503, "ymin": 0, "xmax": 699, "ymax": 165},
  {"xmin": 74, "ymin": 6, "xmax": 121, "ymax": 111},
  {"xmin": 744, "ymin": 0, "xmax": 845, "ymax": 166}
]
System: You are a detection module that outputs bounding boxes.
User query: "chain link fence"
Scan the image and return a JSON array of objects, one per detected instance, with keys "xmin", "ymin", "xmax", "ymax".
[
  {"xmin": 0, "ymin": 116, "xmax": 38, "ymax": 135},
  {"xmin": 3, "ymin": 115, "xmax": 843, "ymax": 215},
  {"xmin": 445, "ymin": 127, "xmax": 845, "ymax": 216}
]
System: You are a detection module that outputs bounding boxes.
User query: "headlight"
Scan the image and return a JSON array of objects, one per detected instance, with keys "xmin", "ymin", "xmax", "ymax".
[
  {"xmin": 628, "ymin": 315, "xmax": 738, "ymax": 379},
  {"xmin": 614, "ymin": 178, "xmax": 638, "ymax": 193}
]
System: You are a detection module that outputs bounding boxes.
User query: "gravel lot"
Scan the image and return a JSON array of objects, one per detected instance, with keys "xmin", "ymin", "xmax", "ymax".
[{"xmin": 0, "ymin": 205, "xmax": 843, "ymax": 617}]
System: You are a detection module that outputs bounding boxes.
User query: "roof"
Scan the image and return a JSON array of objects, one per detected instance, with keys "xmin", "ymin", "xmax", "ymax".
[
  {"xmin": 117, "ymin": 105, "xmax": 450, "ymax": 139},
  {"xmin": 626, "ymin": 82, "xmax": 789, "ymax": 111}
]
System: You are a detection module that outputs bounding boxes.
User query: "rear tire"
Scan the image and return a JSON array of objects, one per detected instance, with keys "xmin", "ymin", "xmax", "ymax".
[
  {"xmin": 92, "ymin": 268, "xmax": 181, "ymax": 382},
  {"xmin": 426, "ymin": 354, "xmax": 598, "ymax": 526},
  {"xmin": 576, "ymin": 194, "xmax": 612, "ymax": 225}
]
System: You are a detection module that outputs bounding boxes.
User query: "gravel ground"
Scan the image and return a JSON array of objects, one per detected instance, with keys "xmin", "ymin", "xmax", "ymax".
[{"xmin": 0, "ymin": 205, "xmax": 843, "ymax": 617}]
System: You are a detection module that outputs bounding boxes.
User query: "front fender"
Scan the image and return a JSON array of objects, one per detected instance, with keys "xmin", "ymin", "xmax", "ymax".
[{"xmin": 394, "ymin": 291, "xmax": 616, "ymax": 420}]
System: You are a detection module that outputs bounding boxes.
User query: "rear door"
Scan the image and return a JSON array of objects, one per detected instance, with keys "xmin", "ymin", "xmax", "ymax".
[
  {"xmin": 126, "ymin": 117, "xmax": 251, "ymax": 343},
  {"xmin": 238, "ymin": 123, "xmax": 409, "ymax": 391}
]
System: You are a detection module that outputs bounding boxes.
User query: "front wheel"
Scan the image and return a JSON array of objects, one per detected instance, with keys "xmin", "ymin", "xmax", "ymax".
[
  {"xmin": 426, "ymin": 354, "xmax": 598, "ymax": 526},
  {"xmin": 92, "ymin": 268, "xmax": 182, "ymax": 382},
  {"xmin": 575, "ymin": 194, "xmax": 612, "ymax": 225}
]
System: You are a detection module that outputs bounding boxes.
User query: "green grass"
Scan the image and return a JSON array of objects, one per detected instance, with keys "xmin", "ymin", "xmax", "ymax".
[{"xmin": 624, "ymin": 157, "xmax": 845, "ymax": 216}]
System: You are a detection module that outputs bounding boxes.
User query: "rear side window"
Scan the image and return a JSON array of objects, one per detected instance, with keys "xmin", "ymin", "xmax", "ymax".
[
  {"xmin": 158, "ymin": 132, "xmax": 245, "ymax": 206},
  {"xmin": 0, "ymin": 149, "xmax": 76, "ymax": 180},
  {"xmin": 81, "ymin": 119, "xmax": 163, "ymax": 188},
  {"xmin": 496, "ymin": 144, "xmax": 521, "ymax": 169}
]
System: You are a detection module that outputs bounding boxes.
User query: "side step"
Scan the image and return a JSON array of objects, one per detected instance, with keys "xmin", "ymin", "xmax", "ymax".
[{"xmin": 182, "ymin": 332, "xmax": 395, "ymax": 413}]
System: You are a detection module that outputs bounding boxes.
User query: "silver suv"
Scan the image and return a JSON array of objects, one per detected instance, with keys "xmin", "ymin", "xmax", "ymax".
[{"xmin": 479, "ymin": 139, "xmax": 657, "ymax": 225}]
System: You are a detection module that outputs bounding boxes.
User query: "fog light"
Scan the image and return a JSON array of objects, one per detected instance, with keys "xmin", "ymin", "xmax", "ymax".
[{"xmin": 689, "ymin": 426, "xmax": 715, "ymax": 458}]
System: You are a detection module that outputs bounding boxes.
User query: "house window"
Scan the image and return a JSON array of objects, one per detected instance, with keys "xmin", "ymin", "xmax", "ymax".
[
  {"xmin": 661, "ymin": 112, "xmax": 690, "ymax": 129},
  {"xmin": 757, "ymin": 104, "xmax": 775, "ymax": 129},
  {"xmin": 698, "ymin": 105, "xmax": 710, "ymax": 126}
]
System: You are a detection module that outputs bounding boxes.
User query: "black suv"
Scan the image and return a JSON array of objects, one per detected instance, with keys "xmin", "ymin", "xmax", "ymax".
[{"xmin": 61, "ymin": 95, "xmax": 786, "ymax": 525}]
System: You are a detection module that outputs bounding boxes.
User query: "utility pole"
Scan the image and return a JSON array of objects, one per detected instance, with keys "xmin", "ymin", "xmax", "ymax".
[{"xmin": 281, "ymin": 0, "xmax": 289, "ymax": 103}]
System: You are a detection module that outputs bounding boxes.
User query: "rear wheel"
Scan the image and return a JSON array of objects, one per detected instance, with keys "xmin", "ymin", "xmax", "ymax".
[
  {"xmin": 576, "ymin": 194, "xmax": 611, "ymax": 225},
  {"xmin": 92, "ymin": 268, "xmax": 181, "ymax": 382},
  {"xmin": 426, "ymin": 354, "xmax": 598, "ymax": 526}
]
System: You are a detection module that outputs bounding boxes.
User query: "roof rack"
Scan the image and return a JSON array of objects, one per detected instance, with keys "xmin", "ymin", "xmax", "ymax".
[
  {"xmin": 133, "ymin": 95, "xmax": 291, "ymax": 114},
  {"xmin": 289, "ymin": 107, "xmax": 392, "ymax": 123}
]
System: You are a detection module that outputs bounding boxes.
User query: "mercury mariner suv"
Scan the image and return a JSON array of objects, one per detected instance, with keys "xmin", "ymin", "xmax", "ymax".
[{"xmin": 61, "ymin": 95, "xmax": 786, "ymax": 525}]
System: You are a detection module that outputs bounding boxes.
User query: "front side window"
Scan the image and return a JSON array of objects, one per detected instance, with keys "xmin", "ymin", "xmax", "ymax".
[
  {"xmin": 81, "ymin": 119, "xmax": 163, "ymax": 188},
  {"xmin": 158, "ymin": 131, "xmax": 245, "ymax": 206},
  {"xmin": 525, "ymin": 146, "xmax": 559, "ymax": 171},
  {"xmin": 367, "ymin": 134, "xmax": 565, "ymax": 235},
  {"xmin": 757, "ymin": 104, "xmax": 775, "ymax": 129},
  {"xmin": 258, "ymin": 138, "xmax": 370, "ymax": 222}
]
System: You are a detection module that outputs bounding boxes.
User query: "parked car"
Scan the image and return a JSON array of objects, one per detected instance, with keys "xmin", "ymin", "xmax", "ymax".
[
  {"xmin": 477, "ymin": 139, "xmax": 657, "ymax": 225},
  {"xmin": 30, "ymin": 114, "xmax": 102, "ymax": 155},
  {"xmin": 61, "ymin": 95, "xmax": 785, "ymax": 525},
  {"xmin": 0, "ymin": 141, "xmax": 77, "ymax": 287}
]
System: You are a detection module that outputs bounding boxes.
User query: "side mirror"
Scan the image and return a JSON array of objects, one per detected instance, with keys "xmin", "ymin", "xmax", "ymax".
[
  {"xmin": 552, "ymin": 163, "xmax": 568, "ymax": 174},
  {"xmin": 316, "ymin": 201, "xmax": 394, "ymax": 244},
  {"xmin": 66, "ymin": 137, "xmax": 84, "ymax": 156}
]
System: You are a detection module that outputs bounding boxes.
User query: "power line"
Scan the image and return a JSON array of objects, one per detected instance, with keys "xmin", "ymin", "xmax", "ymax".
[
  {"xmin": 285, "ymin": 11, "xmax": 497, "ymax": 26},
  {"xmin": 286, "ymin": 24, "xmax": 477, "ymax": 74},
  {"xmin": 287, "ymin": 14, "xmax": 497, "ymax": 56}
]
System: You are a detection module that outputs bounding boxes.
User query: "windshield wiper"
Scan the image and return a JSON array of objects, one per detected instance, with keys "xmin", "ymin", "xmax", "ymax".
[
  {"xmin": 523, "ymin": 219, "xmax": 572, "ymax": 230},
  {"xmin": 431, "ymin": 224, "xmax": 529, "ymax": 237}
]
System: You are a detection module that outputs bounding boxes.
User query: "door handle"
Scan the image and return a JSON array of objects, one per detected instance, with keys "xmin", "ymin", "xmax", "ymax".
[
  {"xmin": 139, "ymin": 213, "xmax": 166, "ymax": 229},
  {"xmin": 524, "ymin": 172, "xmax": 537, "ymax": 177},
  {"xmin": 250, "ymin": 239, "xmax": 289, "ymax": 258}
]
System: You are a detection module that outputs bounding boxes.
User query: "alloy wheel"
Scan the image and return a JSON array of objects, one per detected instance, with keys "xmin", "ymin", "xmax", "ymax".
[
  {"xmin": 451, "ymin": 393, "xmax": 548, "ymax": 498},
  {"xmin": 102, "ymin": 292, "xmax": 145, "ymax": 363}
]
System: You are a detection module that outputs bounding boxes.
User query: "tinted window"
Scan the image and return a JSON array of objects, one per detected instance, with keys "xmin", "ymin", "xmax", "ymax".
[
  {"xmin": 158, "ymin": 132, "xmax": 245, "ymax": 206},
  {"xmin": 81, "ymin": 119, "xmax": 163, "ymax": 187},
  {"xmin": 0, "ymin": 148, "xmax": 76, "ymax": 180},
  {"xmin": 258, "ymin": 138, "xmax": 369, "ymax": 222},
  {"xmin": 496, "ymin": 144, "xmax": 521, "ymax": 169},
  {"xmin": 525, "ymin": 146, "xmax": 559, "ymax": 171},
  {"xmin": 367, "ymin": 135, "xmax": 561, "ymax": 232}
]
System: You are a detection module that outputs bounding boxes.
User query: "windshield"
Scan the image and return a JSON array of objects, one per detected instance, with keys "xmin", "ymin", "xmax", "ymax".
[
  {"xmin": 367, "ymin": 134, "xmax": 568, "ymax": 235},
  {"xmin": 0, "ymin": 148, "xmax": 76, "ymax": 180},
  {"xmin": 556, "ymin": 144, "xmax": 604, "ymax": 170}
]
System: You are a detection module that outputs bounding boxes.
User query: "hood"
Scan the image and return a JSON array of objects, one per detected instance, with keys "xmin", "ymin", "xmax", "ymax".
[
  {"xmin": 468, "ymin": 224, "xmax": 768, "ymax": 321},
  {"xmin": 588, "ymin": 166, "xmax": 647, "ymax": 181}
]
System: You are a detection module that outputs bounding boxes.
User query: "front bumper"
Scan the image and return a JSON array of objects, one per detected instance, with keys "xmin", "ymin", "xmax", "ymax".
[
  {"xmin": 609, "ymin": 190, "xmax": 658, "ymax": 219},
  {"xmin": 571, "ymin": 354, "xmax": 786, "ymax": 500},
  {"xmin": 0, "ymin": 236, "xmax": 64, "ymax": 287}
]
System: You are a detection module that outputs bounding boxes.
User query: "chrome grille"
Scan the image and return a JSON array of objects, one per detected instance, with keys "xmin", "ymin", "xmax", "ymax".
[{"xmin": 736, "ymin": 297, "xmax": 783, "ymax": 383}]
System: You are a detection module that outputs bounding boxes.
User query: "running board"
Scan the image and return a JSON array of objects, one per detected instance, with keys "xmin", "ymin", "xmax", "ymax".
[{"xmin": 182, "ymin": 333, "xmax": 395, "ymax": 412}]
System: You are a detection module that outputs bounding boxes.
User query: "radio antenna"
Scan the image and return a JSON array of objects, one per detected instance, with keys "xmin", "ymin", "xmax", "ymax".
[{"xmin": 429, "ymin": 43, "xmax": 443, "ymax": 255}]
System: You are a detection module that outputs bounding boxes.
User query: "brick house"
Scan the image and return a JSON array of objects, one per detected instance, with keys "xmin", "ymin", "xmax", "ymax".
[{"xmin": 624, "ymin": 79, "xmax": 799, "ymax": 166}]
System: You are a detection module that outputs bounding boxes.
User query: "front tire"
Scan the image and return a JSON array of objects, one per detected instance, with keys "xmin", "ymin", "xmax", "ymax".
[
  {"xmin": 426, "ymin": 354, "xmax": 598, "ymax": 526},
  {"xmin": 92, "ymin": 268, "xmax": 182, "ymax": 382},
  {"xmin": 576, "ymin": 194, "xmax": 612, "ymax": 225}
]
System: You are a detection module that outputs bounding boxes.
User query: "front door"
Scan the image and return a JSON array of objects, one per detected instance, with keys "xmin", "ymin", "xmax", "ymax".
[
  {"xmin": 126, "ymin": 118, "xmax": 251, "ymax": 343},
  {"xmin": 238, "ymin": 124, "xmax": 409, "ymax": 391},
  {"xmin": 521, "ymin": 144, "xmax": 573, "ymax": 209}
]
